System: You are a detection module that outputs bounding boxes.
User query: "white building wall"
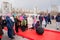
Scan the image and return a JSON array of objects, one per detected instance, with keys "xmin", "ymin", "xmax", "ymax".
[{"xmin": 1, "ymin": 2, "xmax": 12, "ymax": 15}]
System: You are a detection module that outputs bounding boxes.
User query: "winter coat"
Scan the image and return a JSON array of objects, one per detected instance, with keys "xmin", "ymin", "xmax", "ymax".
[
  {"xmin": 47, "ymin": 15, "xmax": 51, "ymax": 22},
  {"xmin": 21, "ymin": 19, "xmax": 27, "ymax": 26},
  {"xmin": 0, "ymin": 21, "xmax": 3, "ymax": 36},
  {"xmin": 39, "ymin": 16, "xmax": 43, "ymax": 22},
  {"xmin": 2, "ymin": 19, "xmax": 6, "ymax": 28},
  {"xmin": 35, "ymin": 21, "xmax": 40, "ymax": 29},
  {"xmin": 15, "ymin": 18, "xmax": 21, "ymax": 27},
  {"xmin": 56, "ymin": 16, "xmax": 60, "ymax": 22},
  {"xmin": 6, "ymin": 16, "xmax": 14, "ymax": 38},
  {"xmin": 0, "ymin": 16, "xmax": 3, "ymax": 36},
  {"xmin": 6, "ymin": 16, "xmax": 13, "ymax": 29},
  {"xmin": 44, "ymin": 16, "xmax": 48, "ymax": 22}
]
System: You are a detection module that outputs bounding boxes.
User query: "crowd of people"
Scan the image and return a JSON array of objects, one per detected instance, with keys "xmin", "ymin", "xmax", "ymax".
[{"xmin": 0, "ymin": 13, "xmax": 60, "ymax": 40}]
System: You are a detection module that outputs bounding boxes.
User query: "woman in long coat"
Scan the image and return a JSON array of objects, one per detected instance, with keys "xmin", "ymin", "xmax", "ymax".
[
  {"xmin": 2, "ymin": 16, "xmax": 6, "ymax": 28},
  {"xmin": 15, "ymin": 16, "xmax": 21, "ymax": 33},
  {"xmin": 0, "ymin": 16, "xmax": 3, "ymax": 40},
  {"xmin": 6, "ymin": 16, "xmax": 14, "ymax": 39}
]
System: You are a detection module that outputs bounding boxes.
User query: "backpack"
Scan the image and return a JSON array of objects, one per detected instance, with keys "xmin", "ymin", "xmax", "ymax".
[
  {"xmin": 21, "ymin": 20, "xmax": 26, "ymax": 26},
  {"xmin": 36, "ymin": 27, "xmax": 44, "ymax": 35}
]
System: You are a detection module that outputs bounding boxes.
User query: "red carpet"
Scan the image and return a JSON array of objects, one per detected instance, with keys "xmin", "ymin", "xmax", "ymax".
[{"xmin": 4, "ymin": 27, "xmax": 60, "ymax": 40}]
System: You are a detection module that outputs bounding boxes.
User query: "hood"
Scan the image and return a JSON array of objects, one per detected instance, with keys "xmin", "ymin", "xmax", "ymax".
[{"xmin": 6, "ymin": 16, "xmax": 10, "ymax": 20}]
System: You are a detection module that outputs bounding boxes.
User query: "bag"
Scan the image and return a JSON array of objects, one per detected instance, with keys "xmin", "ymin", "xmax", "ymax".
[
  {"xmin": 21, "ymin": 20, "xmax": 26, "ymax": 26},
  {"xmin": 42, "ymin": 18, "xmax": 46, "ymax": 25},
  {"xmin": 36, "ymin": 27, "xmax": 44, "ymax": 35}
]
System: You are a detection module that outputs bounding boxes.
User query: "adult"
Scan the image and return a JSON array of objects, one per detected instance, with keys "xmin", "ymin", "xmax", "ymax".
[
  {"xmin": 6, "ymin": 16, "xmax": 14, "ymax": 39},
  {"xmin": 2, "ymin": 16, "xmax": 6, "ymax": 28},
  {"xmin": 27, "ymin": 16, "xmax": 33, "ymax": 29},
  {"xmin": 15, "ymin": 16, "xmax": 21, "ymax": 33},
  {"xmin": 44, "ymin": 14, "xmax": 48, "ymax": 27},
  {"xmin": 39, "ymin": 14, "xmax": 43, "ymax": 27},
  {"xmin": 47, "ymin": 14, "xmax": 51, "ymax": 24},
  {"xmin": 10, "ymin": 16, "xmax": 15, "ymax": 35},
  {"xmin": 56, "ymin": 13, "xmax": 60, "ymax": 30},
  {"xmin": 0, "ymin": 16, "xmax": 3, "ymax": 40}
]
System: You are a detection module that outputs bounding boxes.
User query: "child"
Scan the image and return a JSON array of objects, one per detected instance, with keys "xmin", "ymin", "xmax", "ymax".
[
  {"xmin": 21, "ymin": 19, "xmax": 27, "ymax": 32},
  {"xmin": 35, "ymin": 21, "xmax": 40, "ymax": 29},
  {"xmin": 35, "ymin": 21, "xmax": 44, "ymax": 35},
  {"xmin": 32, "ymin": 16, "xmax": 39, "ymax": 29}
]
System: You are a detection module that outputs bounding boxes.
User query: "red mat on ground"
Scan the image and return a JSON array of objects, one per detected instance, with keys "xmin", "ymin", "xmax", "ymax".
[{"xmin": 4, "ymin": 27, "xmax": 60, "ymax": 40}]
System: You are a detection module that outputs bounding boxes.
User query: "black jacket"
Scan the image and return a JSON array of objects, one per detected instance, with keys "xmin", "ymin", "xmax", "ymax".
[
  {"xmin": 56, "ymin": 16, "xmax": 60, "ymax": 22},
  {"xmin": 0, "ymin": 21, "xmax": 3, "ymax": 35},
  {"xmin": 39, "ymin": 16, "xmax": 43, "ymax": 22}
]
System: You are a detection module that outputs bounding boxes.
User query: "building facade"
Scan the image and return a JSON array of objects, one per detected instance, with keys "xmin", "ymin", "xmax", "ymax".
[{"xmin": 1, "ymin": 2, "xmax": 12, "ymax": 15}]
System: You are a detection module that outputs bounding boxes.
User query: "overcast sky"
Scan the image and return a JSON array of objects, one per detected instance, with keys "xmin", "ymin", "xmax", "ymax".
[{"xmin": 0, "ymin": 0, "xmax": 60, "ymax": 11}]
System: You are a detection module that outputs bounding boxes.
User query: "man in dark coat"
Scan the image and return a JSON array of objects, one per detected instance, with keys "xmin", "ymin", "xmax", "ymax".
[
  {"xmin": 44, "ymin": 14, "xmax": 48, "ymax": 27},
  {"xmin": 47, "ymin": 14, "xmax": 51, "ymax": 24},
  {"xmin": 0, "ymin": 16, "xmax": 3, "ymax": 40},
  {"xmin": 39, "ymin": 14, "xmax": 43, "ymax": 27},
  {"xmin": 6, "ymin": 16, "xmax": 14, "ymax": 39},
  {"xmin": 15, "ymin": 16, "xmax": 21, "ymax": 33},
  {"xmin": 56, "ymin": 13, "xmax": 60, "ymax": 30}
]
